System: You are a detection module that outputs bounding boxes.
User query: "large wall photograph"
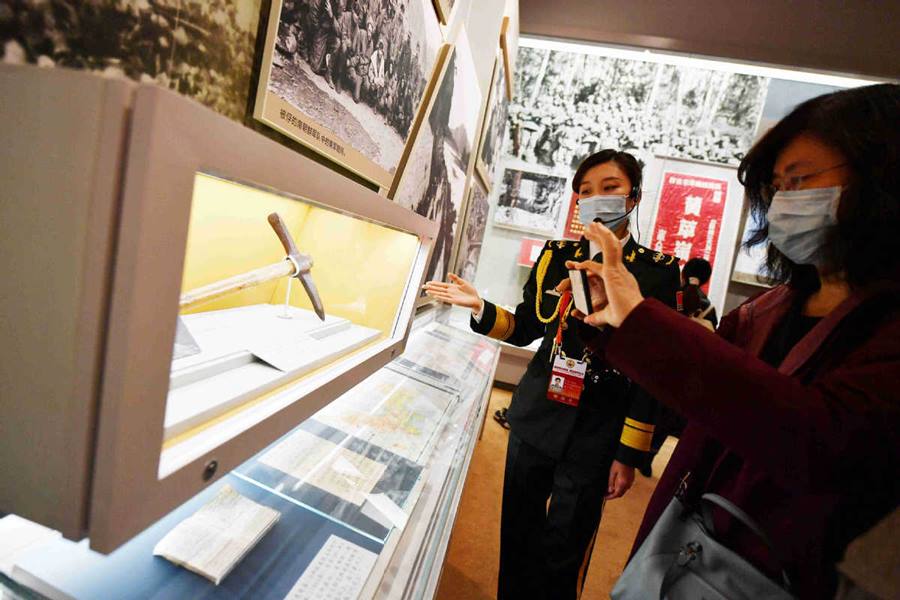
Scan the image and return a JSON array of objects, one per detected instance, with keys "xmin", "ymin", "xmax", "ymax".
[
  {"xmin": 255, "ymin": 0, "xmax": 443, "ymax": 188},
  {"xmin": 391, "ymin": 30, "xmax": 483, "ymax": 288},
  {"xmin": 508, "ymin": 40, "xmax": 769, "ymax": 172},
  {"xmin": 0, "ymin": 0, "xmax": 260, "ymax": 121}
]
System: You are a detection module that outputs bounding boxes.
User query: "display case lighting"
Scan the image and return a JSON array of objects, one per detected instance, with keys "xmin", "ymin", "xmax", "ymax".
[{"xmin": 524, "ymin": 35, "xmax": 884, "ymax": 89}]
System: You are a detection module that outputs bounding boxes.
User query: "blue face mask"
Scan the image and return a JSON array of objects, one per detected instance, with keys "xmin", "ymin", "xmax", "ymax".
[
  {"xmin": 767, "ymin": 186, "xmax": 841, "ymax": 267},
  {"xmin": 578, "ymin": 195, "xmax": 634, "ymax": 230}
]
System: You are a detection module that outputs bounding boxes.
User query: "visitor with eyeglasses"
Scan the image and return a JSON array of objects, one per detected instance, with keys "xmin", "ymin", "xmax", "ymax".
[{"xmin": 564, "ymin": 84, "xmax": 900, "ymax": 599}]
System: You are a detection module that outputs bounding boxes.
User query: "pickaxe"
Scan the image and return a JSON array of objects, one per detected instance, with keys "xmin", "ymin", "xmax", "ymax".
[{"xmin": 179, "ymin": 212, "xmax": 325, "ymax": 320}]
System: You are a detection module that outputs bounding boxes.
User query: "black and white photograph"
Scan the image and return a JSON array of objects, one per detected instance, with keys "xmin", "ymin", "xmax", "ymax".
[
  {"xmin": 476, "ymin": 55, "xmax": 508, "ymax": 190},
  {"xmin": 0, "ymin": 0, "xmax": 259, "ymax": 121},
  {"xmin": 392, "ymin": 30, "xmax": 482, "ymax": 289},
  {"xmin": 493, "ymin": 166, "xmax": 566, "ymax": 235},
  {"xmin": 255, "ymin": 0, "xmax": 443, "ymax": 187},
  {"xmin": 454, "ymin": 179, "xmax": 489, "ymax": 282},
  {"xmin": 508, "ymin": 41, "xmax": 769, "ymax": 171}
]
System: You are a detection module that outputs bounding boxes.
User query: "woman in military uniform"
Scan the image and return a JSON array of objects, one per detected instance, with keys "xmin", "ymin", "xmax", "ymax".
[{"xmin": 424, "ymin": 149, "xmax": 680, "ymax": 600}]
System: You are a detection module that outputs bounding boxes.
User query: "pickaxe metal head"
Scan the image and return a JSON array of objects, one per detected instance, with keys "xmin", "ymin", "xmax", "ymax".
[{"xmin": 267, "ymin": 212, "xmax": 326, "ymax": 321}]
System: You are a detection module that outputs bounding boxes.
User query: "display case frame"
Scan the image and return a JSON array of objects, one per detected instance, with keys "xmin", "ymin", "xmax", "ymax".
[
  {"xmin": 0, "ymin": 65, "xmax": 134, "ymax": 541},
  {"xmin": 89, "ymin": 84, "xmax": 437, "ymax": 553}
]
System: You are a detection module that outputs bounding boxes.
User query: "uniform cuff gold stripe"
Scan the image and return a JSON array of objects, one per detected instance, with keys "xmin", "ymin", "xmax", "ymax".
[
  {"xmin": 625, "ymin": 417, "xmax": 655, "ymax": 433},
  {"xmin": 487, "ymin": 307, "xmax": 515, "ymax": 341},
  {"xmin": 620, "ymin": 425, "xmax": 653, "ymax": 451}
]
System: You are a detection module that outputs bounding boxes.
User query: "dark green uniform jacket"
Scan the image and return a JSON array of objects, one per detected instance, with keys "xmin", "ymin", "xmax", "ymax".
[{"xmin": 472, "ymin": 237, "xmax": 680, "ymax": 468}]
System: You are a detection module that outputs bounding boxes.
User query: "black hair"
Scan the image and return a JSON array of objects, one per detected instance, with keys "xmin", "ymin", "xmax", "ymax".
[
  {"xmin": 738, "ymin": 83, "xmax": 900, "ymax": 288},
  {"xmin": 572, "ymin": 149, "xmax": 643, "ymax": 199},
  {"xmin": 683, "ymin": 258, "xmax": 713, "ymax": 285}
]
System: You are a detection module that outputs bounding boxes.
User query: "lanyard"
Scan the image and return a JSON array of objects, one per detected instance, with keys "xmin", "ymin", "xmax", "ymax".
[{"xmin": 551, "ymin": 291, "xmax": 572, "ymax": 358}]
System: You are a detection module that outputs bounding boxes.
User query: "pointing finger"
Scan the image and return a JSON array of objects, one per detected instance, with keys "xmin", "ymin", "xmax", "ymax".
[{"xmin": 585, "ymin": 222, "xmax": 623, "ymax": 268}]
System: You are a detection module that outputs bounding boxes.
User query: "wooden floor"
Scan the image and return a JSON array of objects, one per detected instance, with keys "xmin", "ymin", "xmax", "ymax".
[{"xmin": 435, "ymin": 387, "xmax": 677, "ymax": 599}]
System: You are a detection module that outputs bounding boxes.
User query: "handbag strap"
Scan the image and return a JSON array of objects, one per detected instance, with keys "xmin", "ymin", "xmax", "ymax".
[{"xmin": 700, "ymin": 493, "xmax": 793, "ymax": 590}]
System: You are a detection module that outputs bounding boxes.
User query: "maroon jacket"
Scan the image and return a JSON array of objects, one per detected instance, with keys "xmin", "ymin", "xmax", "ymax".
[{"xmin": 591, "ymin": 283, "xmax": 900, "ymax": 599}]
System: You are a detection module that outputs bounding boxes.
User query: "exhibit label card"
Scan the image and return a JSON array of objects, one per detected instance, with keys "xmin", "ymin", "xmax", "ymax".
[
  {"xmin": 153, "ymin": 484, "xmax": 280, "ymax": 585},
  {"xmin": 283, "ymin": 535, "xmax": 378, "ymax": 600}
]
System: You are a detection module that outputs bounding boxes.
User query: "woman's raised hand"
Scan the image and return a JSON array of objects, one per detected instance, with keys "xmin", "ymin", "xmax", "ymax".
[
  {"xmin": 568, "ymin": 222, "xmax": 645, "ymax": 328},
  {"xmin": 423, "ymin": 274, "xmax": 482, "ymax": 311}
]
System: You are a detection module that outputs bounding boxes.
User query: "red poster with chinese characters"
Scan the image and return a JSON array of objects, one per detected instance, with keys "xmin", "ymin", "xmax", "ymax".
[
  {"xmin": 562, "ymin": 192, "xmax": 583, "ymax": 240},
  {"xmin": 650, "ymin": 172, "xmax": 728, "ymax": 284},
  {"xmin": 518, "ymin": 237, "xmax": 547, "ymax": 267}
]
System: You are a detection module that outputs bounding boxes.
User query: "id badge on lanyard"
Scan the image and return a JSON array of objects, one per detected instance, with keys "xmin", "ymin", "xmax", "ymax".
[{"xmin": 547, "ymin": 291, "xmax": 587, "ymax": 407}]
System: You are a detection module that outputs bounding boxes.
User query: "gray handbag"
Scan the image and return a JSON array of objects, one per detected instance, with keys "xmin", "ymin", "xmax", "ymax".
[{"xmin": 611, "ymin": 493, "xmax": 795, "ymax": 600}]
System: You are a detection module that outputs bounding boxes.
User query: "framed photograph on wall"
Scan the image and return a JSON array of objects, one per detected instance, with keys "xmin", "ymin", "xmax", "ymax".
[
  {"xmin": 390, "ymin": 28, "xmax": 483, "ymax": 290},
  {"xmin": 254, "ymin": 0, "xmax": 445, "ymax": 189},
  {"xmin": 646, "ymin": 156, "xmax": 745, "ymax": 315},
  {"xmin": 454, "ymin": 178, "xmax": 490, "ymax": 282},
  {"xmin": 493, "ymin": 165, "xmax": 567, "ymax": 236},
  {"xmin": 475, "ymin": 54, "xmax": 509, "ymax": 193}
]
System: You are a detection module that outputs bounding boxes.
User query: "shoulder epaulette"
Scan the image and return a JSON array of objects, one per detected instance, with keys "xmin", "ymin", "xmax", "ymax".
[
  {"xmin": 633, "ymin": 245, "xmax": 679, "ymax": 267},
  {"xmin": 542, "ymin": 239, "xmax": 583, "ymax": 260}
]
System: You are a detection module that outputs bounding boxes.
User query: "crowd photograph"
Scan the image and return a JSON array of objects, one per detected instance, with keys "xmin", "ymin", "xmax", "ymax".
[
  {"xmin": 265, "ymin": 0, "xmax": 441, "ymax": 173},
  {"xmin": 0, "ymin": 0, "xmax": 259, "ymax": 120},
  {"xmin": 508, "ymin": 43, "xmax": 768, "ymax": 172}
]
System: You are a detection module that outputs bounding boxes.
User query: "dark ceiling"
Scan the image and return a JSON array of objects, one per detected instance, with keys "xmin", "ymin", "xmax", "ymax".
[{"xmin": 518, "ymin": 0, "xmax": 900, "ymax": 80}]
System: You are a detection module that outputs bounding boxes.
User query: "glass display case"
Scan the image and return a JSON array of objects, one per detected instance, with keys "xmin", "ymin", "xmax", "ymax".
[
  {"xmin": 4, "ymin": 317, "xmax": 500, "ymax": 600},
  {"xmin": 160, "ymin": 172, "xmax": 422, "ymax": 473},
  {"xmin": 0, "ymin": 65, "xmax": 437, "ymax": 554},
  {"xmin": 87, "ymin": 84, "xmax": 438, "ymax": 553}
]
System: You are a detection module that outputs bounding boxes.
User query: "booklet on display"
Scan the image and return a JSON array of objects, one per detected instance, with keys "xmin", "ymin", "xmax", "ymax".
[{"xmin": 153, "ymin": 484, "xmax": 280, "ymax": 585}]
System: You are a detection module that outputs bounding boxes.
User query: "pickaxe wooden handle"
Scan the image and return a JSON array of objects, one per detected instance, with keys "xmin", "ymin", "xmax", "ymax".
[{"xmin": 179, "ymin": 213, "xmax": 325, "ymax": 320}]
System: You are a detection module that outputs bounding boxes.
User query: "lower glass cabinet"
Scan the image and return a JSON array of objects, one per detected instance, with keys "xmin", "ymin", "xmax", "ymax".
[{"xmin": 2, "ymin": 314, "xmax": 499, "ymax": 600}]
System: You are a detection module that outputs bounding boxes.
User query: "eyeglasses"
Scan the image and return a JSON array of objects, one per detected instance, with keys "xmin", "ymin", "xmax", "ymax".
[{"xmin": 764, "ymin": 163, "xmax": 847, "ymax": 197}]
